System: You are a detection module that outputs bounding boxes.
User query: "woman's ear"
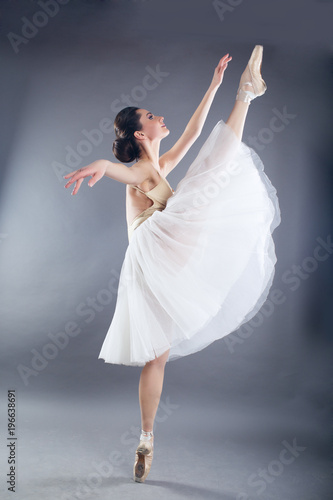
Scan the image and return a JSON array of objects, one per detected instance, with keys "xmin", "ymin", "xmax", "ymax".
[{"xmin": 134, "ymin": 131, "xmax": 145, "ymax": 141}]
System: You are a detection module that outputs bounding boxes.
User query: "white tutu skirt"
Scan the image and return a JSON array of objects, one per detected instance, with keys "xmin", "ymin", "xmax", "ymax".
[{"xmin": 98, "ymin": 119, "xmax": 281, "ymax": 366}]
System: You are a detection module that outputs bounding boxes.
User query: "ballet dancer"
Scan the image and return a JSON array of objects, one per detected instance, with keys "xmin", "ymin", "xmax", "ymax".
[{"xmin": 64, "ymin": 45, "xmax": 280, "ymax": 483}]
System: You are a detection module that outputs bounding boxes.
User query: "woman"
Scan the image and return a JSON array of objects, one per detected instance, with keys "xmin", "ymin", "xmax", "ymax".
[{"xmin": 64, "ymin": 45, "xmax": 281, "ymax": 483}]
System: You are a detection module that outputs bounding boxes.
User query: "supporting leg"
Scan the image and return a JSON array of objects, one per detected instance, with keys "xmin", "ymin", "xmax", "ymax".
[{"xmin": 138, "ymin": 348, "xmax": 170, "ymax": 432}]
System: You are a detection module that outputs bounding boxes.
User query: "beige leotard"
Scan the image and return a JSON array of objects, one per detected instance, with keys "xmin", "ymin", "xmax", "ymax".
[{"xmin": 127, "ymin": 174, "xmax": 174, "ymax": 242}]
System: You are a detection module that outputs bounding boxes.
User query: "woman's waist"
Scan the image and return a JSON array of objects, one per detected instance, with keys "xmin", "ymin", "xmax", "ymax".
[{"xmin": 128, "ymin": 205, "xmax": 164, "ymax": 228}]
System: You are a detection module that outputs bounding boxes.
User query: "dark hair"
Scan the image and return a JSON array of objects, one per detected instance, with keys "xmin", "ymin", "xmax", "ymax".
[{"xmin": 112, "ymin": 107, "xmax": 143, "ymax": 163}]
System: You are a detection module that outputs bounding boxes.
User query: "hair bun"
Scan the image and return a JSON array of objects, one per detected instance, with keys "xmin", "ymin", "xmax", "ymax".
[
  {"xmin": 113, "ymin": 137, "xmax": 138, "ymax": 163},
  {"xmin": 113, "ymin": 106, "xmax": 142, "ymax": 163}
]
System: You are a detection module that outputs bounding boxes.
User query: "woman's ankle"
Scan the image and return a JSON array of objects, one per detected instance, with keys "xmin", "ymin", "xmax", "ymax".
[{"xmin": 140, "ymin": 429, "xmax": 154, "ymax": 441}]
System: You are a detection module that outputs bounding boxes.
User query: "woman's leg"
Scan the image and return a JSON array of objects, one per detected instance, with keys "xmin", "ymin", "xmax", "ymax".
[
  {"xmin": 138, "ymin": 348, "xmax": 170, "ymax": 432},
  {"xmin": 226, "ymin": 83, "xmax": 252, "ymax": 141}
]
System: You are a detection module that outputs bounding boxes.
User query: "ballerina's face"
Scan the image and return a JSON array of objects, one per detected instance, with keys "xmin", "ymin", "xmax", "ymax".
[{"xmin": 136, "ymin": 108, "xmax": 170, "ymax": 141}]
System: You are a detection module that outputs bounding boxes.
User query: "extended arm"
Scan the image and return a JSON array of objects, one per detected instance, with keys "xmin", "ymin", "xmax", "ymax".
[
  {"xmin": 63, "ymin": 159, "xmax": 150, "ymax": 195},
  {"xmin": 160, "ymin": 53, "xmax": 232, "ymax": 176}
]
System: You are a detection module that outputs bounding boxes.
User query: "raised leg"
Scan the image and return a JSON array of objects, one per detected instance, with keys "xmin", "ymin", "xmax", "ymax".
[
  {"xmin": 226, "ymin": 45, "xmax": 267, "ymax": 141},
  {"xmin": 225, "ymin": 83, "xmax": 252, "ymax": 141},
  {"xmin": 138, "ymin": 348, "xmax": 170, "ymax": 432}
]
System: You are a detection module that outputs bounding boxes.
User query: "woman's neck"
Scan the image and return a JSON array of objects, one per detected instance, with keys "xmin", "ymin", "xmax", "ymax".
[{"xmin": 139, "ymin": 139, "xmax": 161, "ymax": 170}]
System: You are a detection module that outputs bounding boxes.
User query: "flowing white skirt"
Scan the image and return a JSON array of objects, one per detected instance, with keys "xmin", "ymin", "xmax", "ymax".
[{"xmin": 98, "ymin": 119, "xmax": 281, "ymax": 366}]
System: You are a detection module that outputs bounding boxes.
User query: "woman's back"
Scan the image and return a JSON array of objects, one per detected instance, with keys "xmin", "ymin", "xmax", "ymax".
[{"xmin": 126, "ymin": 167, "xmax": 174, "ymax": 241}]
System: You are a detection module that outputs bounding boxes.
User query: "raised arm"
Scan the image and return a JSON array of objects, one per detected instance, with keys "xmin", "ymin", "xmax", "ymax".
[{"xmin": 160, "ymin": 53, "xmax": 232, "ymax": 177}]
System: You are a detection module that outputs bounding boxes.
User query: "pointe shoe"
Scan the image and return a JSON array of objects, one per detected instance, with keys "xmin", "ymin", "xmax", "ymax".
[
  {"xmin": 236, "ymin": 45, "xmax": 267, "ymax": 104},
  {"xmin": 133, "ymin": 432, "xmax": 154, "ymax": 483}
]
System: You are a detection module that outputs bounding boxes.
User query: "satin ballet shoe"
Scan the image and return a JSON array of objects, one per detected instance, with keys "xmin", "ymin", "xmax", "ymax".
[
  {"xmin": 133, "ymin": 431, "xmax": 154, "ymax": 483},
  {"xmin": 236, "ymin": 45, "xmax": 267, "ymax": 104}
]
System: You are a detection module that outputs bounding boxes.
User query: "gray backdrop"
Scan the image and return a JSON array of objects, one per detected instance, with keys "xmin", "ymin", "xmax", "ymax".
[{"xmin": 0, "ymin": 1, "xmax": 332, "ymax": 499}]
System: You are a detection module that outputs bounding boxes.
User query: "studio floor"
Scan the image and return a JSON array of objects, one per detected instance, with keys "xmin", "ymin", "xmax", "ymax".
[{"xmin": 2, "ymin": 387, "xmax": 330, "ymax": 500}]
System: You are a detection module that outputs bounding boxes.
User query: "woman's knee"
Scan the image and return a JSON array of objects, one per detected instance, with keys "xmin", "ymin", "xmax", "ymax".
[{"xmin": 146, "ymin": 348, "xmax": 170, "ymax": 368}]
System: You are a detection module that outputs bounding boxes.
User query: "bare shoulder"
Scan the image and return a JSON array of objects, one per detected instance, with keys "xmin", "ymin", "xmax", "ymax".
[
  {"xmin": 130, "ymin": 159, "xmax": 153, "ymax": 176},
  {"xmin": 126, "ymin": 160, "xmax": 162, "ymax": 193}
]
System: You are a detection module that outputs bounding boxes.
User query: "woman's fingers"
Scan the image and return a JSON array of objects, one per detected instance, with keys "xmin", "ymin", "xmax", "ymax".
[
  {"xmin": 64, "ymin": 168, "xmax": 90, "ymax": 188},
  {"xmin": 220, "ymin": 54, "xmax": 232, "ymax": 64},
  {"xmin": 219, "ymin": 57, "xmax": 232, "ymax": 74},
  {"xmin": 214, "ymin": 55, "xmax": 232, "ymax": 78},
  {"xmin": 64, "ymin": 176, "xmax": 81, "ymax": 188},
  {"xmin": 63, "ymin": 168, "xmax": 82, "ymax": 179},
  {"xmin": 64, "ymin": 167, "xmax": 104, "ymax": 192},
  {"xmin": 64, "ymin": 178, "xmax": 74, "ymax": 188},
  {"xmin": 218, "ymin": 54, "xmax": 232, "ymax": 64},
  {"xmin": 64, "ymin": 163, "xmax": 106, "ymax": 193},
  {"xmin": 71, "ymin": 177, "xmax": 84, "ymax": 195},
  {"xmin": 88, "ymin": 170, "xmax": 103, "ymax": 187},
  {"xmin": 64, "ymin": 172, "xmax": 80, "ymax": 188},
  {"xmin": 220, "ymin": 56, "xmax": 232, "ymax": 67}
]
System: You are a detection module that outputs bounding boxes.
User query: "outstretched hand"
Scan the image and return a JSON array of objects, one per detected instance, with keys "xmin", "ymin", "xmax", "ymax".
[
  {"xmin": 63, "ymin": 161, "xmax": 107, "ymax": 195},
  {"xmin": 210, "ymin": 53, "xmax": 232, "ymax": 90}
]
